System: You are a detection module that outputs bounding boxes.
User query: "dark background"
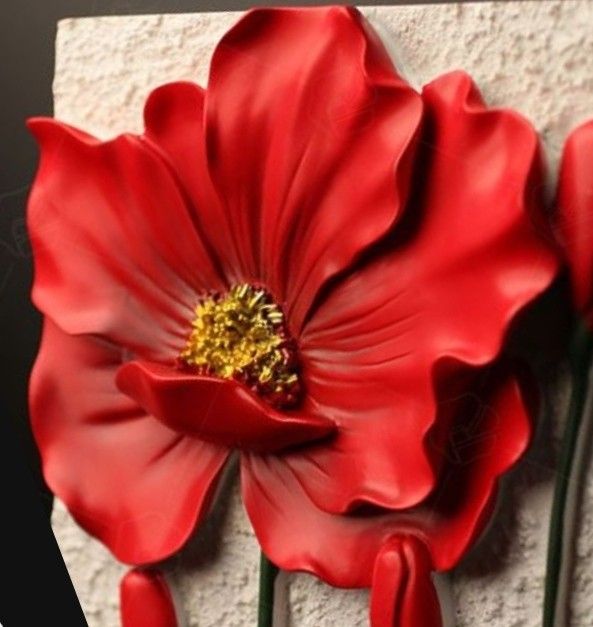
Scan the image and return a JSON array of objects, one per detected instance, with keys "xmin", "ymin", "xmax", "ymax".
[{"xmin": 0, "ymin": 0, "xmax": 482, "ymax": 624}]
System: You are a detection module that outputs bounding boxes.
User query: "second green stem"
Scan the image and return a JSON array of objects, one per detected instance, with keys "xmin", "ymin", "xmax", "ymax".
[
  {"xmin": 258, "ymin": 551, "xmax": 279, "ymax": 627},
  {"xmin": 543, "ymin": 319, "xmax": 593, "ymax": 627}
]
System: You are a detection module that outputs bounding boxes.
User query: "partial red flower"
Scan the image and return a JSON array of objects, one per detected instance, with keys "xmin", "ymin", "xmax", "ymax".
[
  {"xmin": 28, "ymin": 5, "xmax": 557, "ymax": 626},
  {"xmin": 557, "ymin": 119, "xmax": 593, "ymax": 319},
  {"xmin": 549, "ymin": 119, "xmax": 593, "ymax": 627}
]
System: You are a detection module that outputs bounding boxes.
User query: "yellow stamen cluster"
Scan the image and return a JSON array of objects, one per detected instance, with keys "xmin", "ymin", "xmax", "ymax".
[{"xmin": 180, "ymin": 284, "xmax": 301, "ymax": 407}]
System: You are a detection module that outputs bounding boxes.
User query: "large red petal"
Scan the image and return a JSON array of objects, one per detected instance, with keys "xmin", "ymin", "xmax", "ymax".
[
  {"xmin": 289, "ymin": 70, "xmax": 558, "ymax": 513},
  {"xmin": 241, "ymin": 365, "xmax": 531, "ymax": 589},
  {"xmin": 31, "ymin": 320, "xmax": 229, "ymax": 565},
  {"xmin": 204, "ymin": 6, "xmax": 422, "ymax": 330},
  {"xmin": 143, "ymin": 82, "xmax": 242, "ymax": 284},
  {"xmin": 557, "ymin": 120, "xmax": 593, "ymax": 317},
  {"xmin": 116, "ymin": 360, "xmax": 335, "ymax": 452},
  {"xmin": 27, "ymin": 118, "xmax": 224, "ymax": 359}
]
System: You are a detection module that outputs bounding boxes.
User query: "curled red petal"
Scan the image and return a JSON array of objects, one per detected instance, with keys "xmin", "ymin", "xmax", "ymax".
[
  {"xmin": 31, "ymin": 320, "xmax": 229, "ymax": 565},
  {"xmin": 116, "ymin": 361, "xmax": 335, "ymax": 453},
  {"xmin": 557, "ymin": 119, "xmax": 593, "ymax": 317},
  {"xmin": 291, "ymin": 70, "xmax": 558, "ymax": 514},
  {"xmin": 370, "ymin": 537, "xmax": 442, "ymax": 627},
  {"xmin": 26, "ymin": 117, "xmax": 224, "ymax": 359},
  {"xmin": 120, "ymin": 569, "xmax": 178, "ymax": 627},
  {"xmin": 204, "ymin": 6, "xmax": 422, "ymax": 329},
  {"xmin": 241, "ymin": 363, "xmax": 531, "ymax": 588}
]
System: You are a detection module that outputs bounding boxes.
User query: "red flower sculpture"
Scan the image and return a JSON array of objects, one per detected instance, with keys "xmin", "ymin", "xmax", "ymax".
[
  {"xmin": 28, "ymin": 6, "xmax": 557, "ymax": 626},
  {"xmin": 545, "ymin": 119, "xmax": 593, "ymax": 627}
]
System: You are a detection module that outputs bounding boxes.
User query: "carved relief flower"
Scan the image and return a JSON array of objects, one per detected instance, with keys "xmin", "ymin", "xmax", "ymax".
[
  {"xmin": 28, "ymin": 6, "xmax": 557, "ymax": 625},
  {"xmin": 545, "ymin": 119, "xmax": 593, "ymax": 627}
]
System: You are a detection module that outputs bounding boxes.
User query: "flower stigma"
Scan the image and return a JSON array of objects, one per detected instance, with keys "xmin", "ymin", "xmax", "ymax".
[{"xmin": 179, "ymin": 283, "xmax": 301, "ymax": 408}]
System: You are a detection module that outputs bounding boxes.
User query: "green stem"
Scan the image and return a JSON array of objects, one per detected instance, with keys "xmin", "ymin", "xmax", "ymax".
[
  {"xmin": 543, "ymin": 319, "xmax": 593, "ymax": 627},
  {"xmin": 258, "ymin": 551, "xmax": 279, "ymax": 627}
]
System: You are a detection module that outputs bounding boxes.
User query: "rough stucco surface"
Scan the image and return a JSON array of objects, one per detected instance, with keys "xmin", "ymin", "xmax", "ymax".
[{"xmin": 49, "ymin": 3, "xmax": 593, "ymax": 626}]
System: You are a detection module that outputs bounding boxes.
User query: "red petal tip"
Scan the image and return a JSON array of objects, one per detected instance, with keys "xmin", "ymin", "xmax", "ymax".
[
  {"xmin": 370, "ymin": 537, "xmax": 442, "ymax": 627},
  {"xmin": 120, "ymin": 569, "xmax": 178, "ymax": 627}
]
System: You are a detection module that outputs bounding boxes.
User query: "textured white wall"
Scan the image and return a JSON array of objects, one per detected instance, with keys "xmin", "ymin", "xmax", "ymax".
[{"xmin": 50, "ymin": 3, "xmax": 593, "ymax": 626}]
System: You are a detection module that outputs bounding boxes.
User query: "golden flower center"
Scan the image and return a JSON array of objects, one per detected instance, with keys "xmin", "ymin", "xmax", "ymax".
[{"xmin": 179, "ymin": 284, "xmax": 301, "ymax": 408}]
